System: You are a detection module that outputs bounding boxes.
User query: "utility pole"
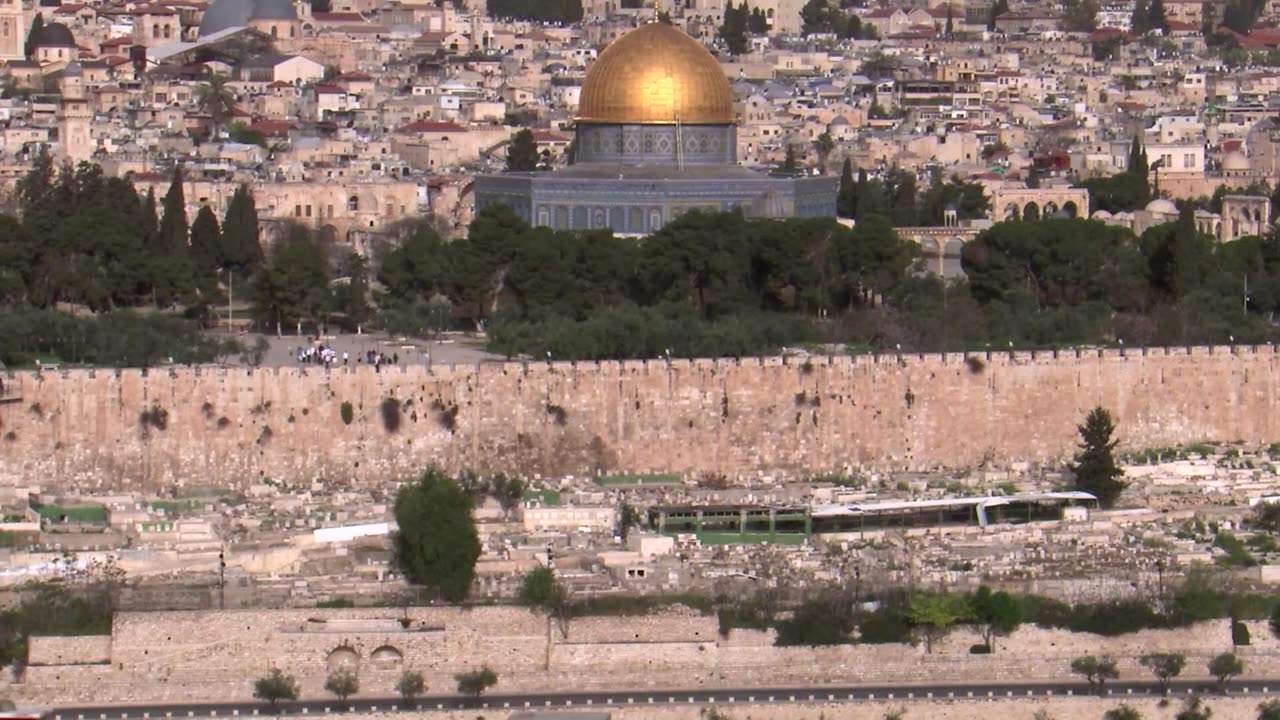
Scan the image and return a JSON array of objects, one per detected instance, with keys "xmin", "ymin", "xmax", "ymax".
[{"xmin": 218, "ymin": 548, "xmax": 226, "ymax": 610}]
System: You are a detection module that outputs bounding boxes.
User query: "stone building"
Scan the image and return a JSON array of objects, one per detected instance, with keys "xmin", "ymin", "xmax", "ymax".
[{"xmin": 474, "ymin": 22, "xmax": 837, "ymax": 235}]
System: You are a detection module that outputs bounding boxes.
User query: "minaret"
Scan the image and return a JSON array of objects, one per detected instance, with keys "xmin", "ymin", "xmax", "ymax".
[{"xmin": 57, "ymin": 62, "xmax": 93, "ymax": 164}]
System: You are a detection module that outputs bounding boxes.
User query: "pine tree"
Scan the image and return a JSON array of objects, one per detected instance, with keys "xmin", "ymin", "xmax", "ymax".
[
  {"xmin": 506, "ymin": 129, "xmax": 540, "ymax": 171},
  {"xmin": 945, "ymin": 5, "xmax": 954, "ymax": 36},
  {"xmin": 837, "ymin": 158, "xmax": 857, "ymax": 218},
  {"xmin": 1071, "ymin": 407, "xmax": 1127, "ymax": 508}
]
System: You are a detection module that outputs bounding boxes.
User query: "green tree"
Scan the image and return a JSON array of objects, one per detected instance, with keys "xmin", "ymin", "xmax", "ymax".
[
  {"xmin": 489, "ymin": 473, "xmax": 526, "ymax": 518},
  {"xmin": 396, "ymin": 670, "xmax": 426, "ymax": 704},
  {"xmin": 1129, "ymin": 134, "xmax": 1149, "ymax": 183},
  {"xmin": 394, "ymin": 468, "xmax": 482, "ymax": 602},
  {"xmin": 1270, "ymin": 602, "xmax": 1280, "ymax": 638},
  {"xmin": 783, "ymin": 144, "xmax": 798, "ymax": 172},
  {"xmin": 228, "ymin": 121, "xmax": 265, "ymax": 146},
  {"xmin": 906, "ymin": 592, "xmax": 971, "ymax": 653},
  {"xmin": 970, "ymin": 585, "xmax": 1022, "ymax": 651},
  {"xmin": 253, "ymin": 224, "xmax": 331, "ymax": 334},
  {"xmin": 189, "ymin": 204, "xmax": 222, "ymax": 280},
  {"xmin": 1148, "ymin": 0, "xmax": 1168, "ymax": 31},
  {"xmin": 1259, "ymin": 699, "xmax": 1280, "ymax": 720},
  {"xmin": 323, "ymin": 668, "xmax": 359, "ymax": 702},
  {"xmin": 1105, "ymin": 706, "xmax": 1144, "ymax": 720},
  {"xmin": 335, "ymin": 251, "xmax": 370, "ymax": 332},
  {"xmin": 220, "ymin": 184, "xmax": 263, "ymax": 273},
  {"xmin": 254, "ymin": 668, "xmax": 300, "ymax": 709},
  {"xmin": 24, "ymin": 12, "xmax": 41, "ymax": 59},
  {"xmin": 1061, "ymin": 0, "xmax": 1099, "ymax": 31},
  {"xmin": 154, "ymin": 164, "xmax": 195, "ymax": 306},
  {"xmin": 455, "ymin": 667, "xmax": 498, "ymax": 699},
  {"xmin": 837, "ymin": 158, "xmax": 857, "ymax": 218},
  {"xmin": 812, "ymin": 132, "xmax": 835, "ymax": 170},
  {"xmin": 195, "ymin": 74, "xmax": 236, "ymax": 137},
  {"xmin": 720, "ymin": 1, "xmax": 749, "ymax": 53},
  {"xmin": 518, "ymin": 566, "xmax": 564, "ymax": 610},
  {"xmin": 988, "ymin": 0, "xmax": 1009, "ymax": 28},
  {"xmin": 506, "ymin": 129, "xmax": 540, "ymax": 171},
  {"xmin": 1131, "ymin": 0, "xmax": 1150, "ymax": 32},
  {"xmin": 1070, "ymin": 655, "xmax": 1119, "ymax": 692},
  {"xmin": 1209, "ymin": 651, "xmax": 1243, "ymax": 690},
  {"xmin": 1071, "ymin": 407, "xmax": 1127, "ymax": 508},
  {"xmin": 1171, "ymin": 204, "xmax": 1214, "ymax": 298},
  {"xmin": 1140, "ymin": 652, "xmax": 1186, "ymax": 694},
  {"xmin": 800, "ymin": 0, "xmax": 835, "ymax": 34}
]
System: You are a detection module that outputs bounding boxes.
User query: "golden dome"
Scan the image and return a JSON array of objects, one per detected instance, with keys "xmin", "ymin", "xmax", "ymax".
[{"xmin": 577, "ymin": 22, "xmax": 734, "ymax": 126}]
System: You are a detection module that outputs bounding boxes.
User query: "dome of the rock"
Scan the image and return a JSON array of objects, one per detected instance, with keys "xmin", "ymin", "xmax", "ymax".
[{"xmin": 576, "ymin": 22, "xmax": 734, "ymax": 125}]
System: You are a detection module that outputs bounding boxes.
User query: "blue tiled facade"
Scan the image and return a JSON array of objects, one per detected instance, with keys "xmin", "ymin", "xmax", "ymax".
[{"xmin": 475, "ymin": 121, "xmax": 838, "ymax": 233}]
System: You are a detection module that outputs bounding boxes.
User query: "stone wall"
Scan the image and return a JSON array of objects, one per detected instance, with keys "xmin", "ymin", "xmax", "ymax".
[
  {"xmin": 11, "ymin": 606, "xmax": 1280, "ymax": 706},
  {"xmin": 4, "ymin": 345, "xmax": 1280, "ymax": 489},
  {"xmin": 25, "ymin": 636, "xmax": 111, "ymax": 666}
]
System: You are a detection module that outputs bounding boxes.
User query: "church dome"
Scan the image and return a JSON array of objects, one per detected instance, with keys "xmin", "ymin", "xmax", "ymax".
[
  {"xmin": 576, "ymin": 22, "xmax": 734, "ymax": 125},
  {"xmin": 1222, "ymin": 150, "xmax": 1250, "ymax": 171},
  {"xmin": 199, "ymin": 0, "xmax": 297, "ymax": 36},
  {"xmin": 32, "ymin": 22, "xmax": 76, "ymax": 49}
]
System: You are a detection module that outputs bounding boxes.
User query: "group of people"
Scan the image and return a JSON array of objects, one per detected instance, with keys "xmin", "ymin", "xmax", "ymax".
[
  {"xmin": 295, "ymin": 344, "xmax": 342, "ymax": 366},
  {"xmin": 293, "ymin": 342, "xmax": 401, "ymax": 370}
]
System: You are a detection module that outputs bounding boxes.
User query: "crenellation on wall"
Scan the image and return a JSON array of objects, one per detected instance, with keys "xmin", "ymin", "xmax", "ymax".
[{"xmin": 6, "ymin": 347, "xmax": 1280, "ymax": 488}]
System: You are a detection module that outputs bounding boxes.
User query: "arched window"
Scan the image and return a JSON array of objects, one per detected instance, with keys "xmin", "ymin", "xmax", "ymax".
[
  {"xmin": 347, "ymin": 195, "xmax": 359, "ymax": 212},
  {"xmin": 270, "ymin": 25, "xmax": 278, "ymax": 38}
]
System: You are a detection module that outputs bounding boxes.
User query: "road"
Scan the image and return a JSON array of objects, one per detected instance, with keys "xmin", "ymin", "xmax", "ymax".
[{"xmin": 48, "ymin": 679, "xmax": 1280, "ymax": 718}]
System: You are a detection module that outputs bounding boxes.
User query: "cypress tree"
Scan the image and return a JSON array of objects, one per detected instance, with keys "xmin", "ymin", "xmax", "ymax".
[
  {"xmin": 189, "ymin": 204, "xmax": 221, "ymax": 277},
  {"xmin": 837, "ymin": 158, "xmax": 857, "ymax": 218},
  {"xmin": 24, "ymin": 13, "xmax": 42, "ymax": 60},
  {"xmin": 153, "ymin": 164, "xmax": 194, "ymax": 305},
  {"xmin": 1071, "ymin": 407, "xmax": 1127, "ymax": 508},
  {"xmin": 1128, "ymin": 134, "xmax": 1149, "ymax": 182},
  {"xmin": 1148, "ymin": 0, "xmax": 1168, "ymax": 30},
  {"xmin": 221, "ymin": 183, "xmax": 262, "ymax": 272}
]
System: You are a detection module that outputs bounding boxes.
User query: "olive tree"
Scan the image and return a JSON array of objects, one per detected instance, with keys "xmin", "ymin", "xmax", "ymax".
[
  {"xmin": 1070, "ymin": 655, "xmax": 1119, "ymax": 693},
  {"xmin": 396, "ymin": 670, "xmax": 425, "ymax": 704},
  {"xmin": 254, "ymin": 668, "xmax": 299, "ymax": 710},
  {"xmin": 1139, "ymin": 652, "xmax": 1185, "ymax": 694},
  {"xmin": 1209, "ymin": 651, "xmax": 1243, "ymax": 691}
]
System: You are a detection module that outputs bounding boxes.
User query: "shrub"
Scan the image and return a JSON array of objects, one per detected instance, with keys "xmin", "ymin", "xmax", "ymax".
[
  {"xmin": 381, "ymin": 397, "xmax": 402, "ymax": 433},
  {"xmin": 340, "ymin": 401, "xmax": 354, "ymax": 425},
  {"xmin": 315, "ymin": 598, "xmax": 354, "ymax": 608},
  {"xmin": 1233, "ymin": 620, "xmax": 1252, "ymax": 646},
  {"xmin": 969, "ymin": 643, "xmax": 992, "ymax": 654}
]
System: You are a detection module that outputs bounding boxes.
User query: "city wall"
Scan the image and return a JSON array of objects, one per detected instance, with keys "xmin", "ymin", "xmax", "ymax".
[
  {"xmin": 9, "ymin": 606, "xmax": 1280, "ymax": 706},
  {"xmin": 2, "ymin": 346, "xmax": 1280, "ymax": 489}
]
